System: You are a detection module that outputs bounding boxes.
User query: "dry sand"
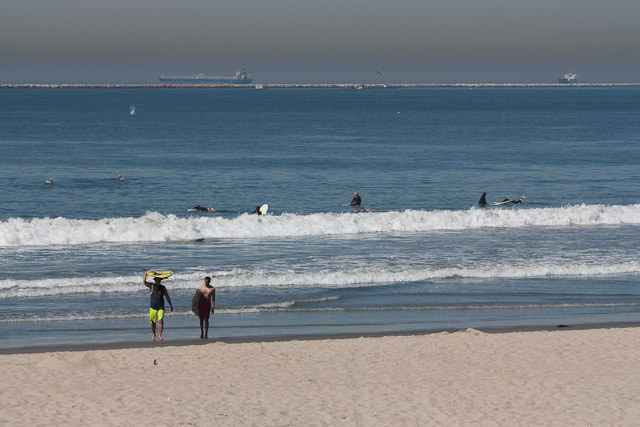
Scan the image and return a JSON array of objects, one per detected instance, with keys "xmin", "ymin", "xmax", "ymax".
[{"xmin": 1, "ymin": 327, "xmax": 639, "ymax": 426}]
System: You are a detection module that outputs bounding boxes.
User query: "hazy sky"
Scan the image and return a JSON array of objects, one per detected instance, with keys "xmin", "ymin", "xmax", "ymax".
[{"xmin": 2, "ymin": 0, "xmax": 639, "ymax": 83}]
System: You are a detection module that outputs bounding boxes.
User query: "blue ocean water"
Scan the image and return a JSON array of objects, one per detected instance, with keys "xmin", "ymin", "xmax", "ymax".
[{"xmin": 1, "ymin": 87, "xmax": 639, "ymax": 349}]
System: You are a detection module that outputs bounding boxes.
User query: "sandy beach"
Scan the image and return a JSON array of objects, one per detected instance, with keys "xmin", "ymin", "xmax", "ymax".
[{"xmin": 1, "ymin": 327, "xmax": 639, "ymax": 426}]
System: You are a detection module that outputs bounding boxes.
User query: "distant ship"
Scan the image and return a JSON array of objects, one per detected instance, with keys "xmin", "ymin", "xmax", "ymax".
[
  {"xmin": 159, "ymin": 69, "xmax": 252, "ymax": 84},
  {"xmin": 558, "ymin": 72, "xmax": 577, "ymax": 84}
]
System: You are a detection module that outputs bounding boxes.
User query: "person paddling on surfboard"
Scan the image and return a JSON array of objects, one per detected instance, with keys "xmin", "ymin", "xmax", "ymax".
[
  {"xmin": 358, "ymin": 205, "xmax": 374, "ymax": 213},
  {"xmin": 193, "ymin": 204, "xmax": 214, "ymax": 212},
  {"xmin": 501, "ymin": 195, "xmax": 526, "ymax": 204},
  {"xmin": 143, "ymin": 271, "xmax": 174, "ymax": 341}
]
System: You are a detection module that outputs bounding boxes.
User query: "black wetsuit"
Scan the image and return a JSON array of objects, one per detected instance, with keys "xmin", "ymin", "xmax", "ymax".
[
  {"xmin": 193, "ymin": 205, "xmax": 208, "ymax": 212},
  {"xmin": 150, "ymin": 284, "xmax": 167, "ymax": 311},
  {"xmin": 350, "ymin": 195, "xmax": 362, "ymax": 206},
  {"xmin": 254, "ymin": 206, "xmax": 262, "ymax": 215},
  {"xmin": 478, "ymin": 193, "xmax": 487, "ymax": 206}
]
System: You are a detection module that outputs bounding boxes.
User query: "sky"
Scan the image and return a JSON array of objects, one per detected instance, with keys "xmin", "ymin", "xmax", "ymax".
[{"xmin": 1, "ymin": 0, "xmax": 639, "ymax": 83}]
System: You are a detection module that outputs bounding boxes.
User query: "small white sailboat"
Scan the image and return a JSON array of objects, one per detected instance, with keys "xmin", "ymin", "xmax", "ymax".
[{"xmin": 129, "ymin": 105, "xmax": 136, "ymax": 115}]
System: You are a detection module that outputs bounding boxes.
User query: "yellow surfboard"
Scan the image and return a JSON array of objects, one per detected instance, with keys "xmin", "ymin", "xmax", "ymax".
[{"xmin": 147, "ymin": 270, "xmax": 173, "ymax": 279}]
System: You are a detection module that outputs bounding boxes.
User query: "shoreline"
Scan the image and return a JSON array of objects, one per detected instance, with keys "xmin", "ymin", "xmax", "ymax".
[{"xmin": 3, "ymin": 320, "xmax": 638, "ymax": 355}]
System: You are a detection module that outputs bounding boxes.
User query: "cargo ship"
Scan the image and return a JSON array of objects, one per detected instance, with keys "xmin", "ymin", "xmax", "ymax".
[
  {"xmin": 558, "ymin": 72, "xmax": 577, "ymax": 84},
  {"xmin": 159, "ymin": 69, "xmax": 252, "ymax": 84}
]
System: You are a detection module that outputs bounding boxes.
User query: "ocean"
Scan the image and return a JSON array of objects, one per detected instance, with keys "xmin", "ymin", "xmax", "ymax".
[{"xmin": 1, "ymin": 86, "xmax": 639, "ymax": 349}]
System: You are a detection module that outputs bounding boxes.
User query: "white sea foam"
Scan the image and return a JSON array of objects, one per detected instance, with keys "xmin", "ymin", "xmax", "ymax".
[
  {"xmin": 1, "ymin": 204, "xmax": 639, "ymax": 247},
  {"xmin": 225, "ymin": 295, "xmax": 343, "ymax": 314},
  {"xmin": 239, "ymin": 301, "xmax": 640, "ymax": 314},
  {"xmin": 0, "ymin": 310, "xmax": 192, "ymax": 324},
  {"xmin": 1, "ymin": 262, "xmax": 638, "ymax": 299}
]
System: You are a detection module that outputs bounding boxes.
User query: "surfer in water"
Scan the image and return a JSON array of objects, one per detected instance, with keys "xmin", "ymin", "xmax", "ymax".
[
  {"xmin": 45, "ymin": 178, "xmax": 53, "ymax": 185},
  {"xmin": 478, "ymin": 192, "xmax": 487, "ymax": 207},
  {"xmin": 143, "ymin": 271, "xmax": 174, "ymax": 341},
  {"xmin": 196, "ymin": 277, "xmax": 216, "ymax": 339},
  {"xmin": 501, "ymin": 195, "xmax": 526, "ymax": 204},
  {"xmin": 253, "ymin": 206, "xmax": 262, "ymax": 215},
  {"xmin": 349, "ymin": 192, "xmax": 362, "ymax": 206},
  {"xmin": 193, "ymin": 204, "xmax": 214, "ymax": 212}
]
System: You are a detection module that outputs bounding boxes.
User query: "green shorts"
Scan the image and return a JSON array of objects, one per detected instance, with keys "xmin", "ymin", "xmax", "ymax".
[{"xmin": 149, "ymin": 308, "xmax": 165, "ymax": 323}]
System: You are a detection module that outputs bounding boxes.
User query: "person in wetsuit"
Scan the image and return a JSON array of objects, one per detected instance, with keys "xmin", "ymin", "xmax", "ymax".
[
  {"xmin": 349, "ymin": 192, "xmax": 362, "ymax": 206},
  {"xmin": 501, "ymin": 195, "xmax": 526, "ymax": 204},
  {"xmin": 193, "ymin": 204, "xmax": 214, "ymax": 212},
  {"xmin": 253, "ymin": 206, "xmax": 262, "ymax": 215},
  {"xmin": 479, "ymin": 192, "xmax": 487, "ymax": 207},
  {"xmin": 143, "ymin": 271, "xmax": 174, "ymax": 341}
]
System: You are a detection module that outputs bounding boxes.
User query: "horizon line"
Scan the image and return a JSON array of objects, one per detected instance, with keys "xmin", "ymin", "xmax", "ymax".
[{"xmin": 3, "ymin": 82, "xmax": 640, "ymax": 89}]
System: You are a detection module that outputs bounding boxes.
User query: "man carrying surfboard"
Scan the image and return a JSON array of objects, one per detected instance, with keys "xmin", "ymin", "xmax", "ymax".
[{"xmin": 143, "ymin": 271, "xmax": 174, "ymax": 341}]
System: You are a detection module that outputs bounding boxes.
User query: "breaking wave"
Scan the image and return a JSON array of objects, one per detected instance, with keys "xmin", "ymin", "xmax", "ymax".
[
  {"xmin": 1, "ymin": 204, "xmax": 639, "ymax": 247},
  {"xmin": 1, "ymin": 261, "xmax": 638, "ymax": 299}
]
